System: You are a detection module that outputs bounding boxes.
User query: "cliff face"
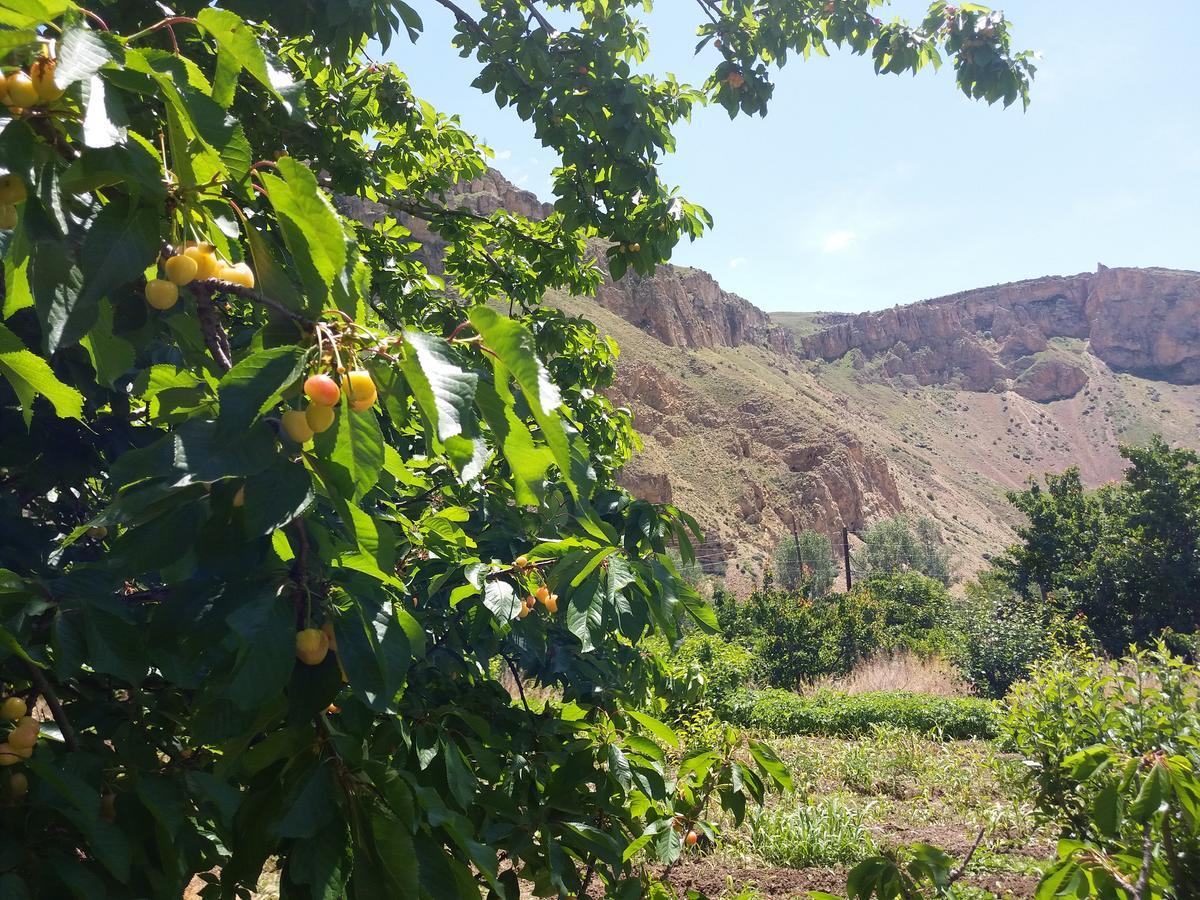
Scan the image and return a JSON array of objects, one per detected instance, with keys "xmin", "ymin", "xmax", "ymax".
[
  {"xmin": 799, "ymin": 266, "xmax": 1200, "ymax": 399},
  {"xmin": 597, "ymin": 266, "xmax": 792, "ymax": 353}
]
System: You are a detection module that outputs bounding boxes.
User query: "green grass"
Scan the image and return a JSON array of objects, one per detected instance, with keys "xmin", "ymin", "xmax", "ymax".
[{"xmin": 749, "ymin": 796, "xmax": 876, "ymax": 867}]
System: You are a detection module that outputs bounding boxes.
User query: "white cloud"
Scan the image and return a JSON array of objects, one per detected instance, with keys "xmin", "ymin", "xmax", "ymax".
[
  {"xmin": 729, "ymin": 256, "xmax": 748, "ymax": 269},
  {"xmin": 494, "ymin": 149, "xmax": 512, "ymax": 160},
  {"xmin": 820, "ymin": 230, "xmax": 857, "ymax": 254}
]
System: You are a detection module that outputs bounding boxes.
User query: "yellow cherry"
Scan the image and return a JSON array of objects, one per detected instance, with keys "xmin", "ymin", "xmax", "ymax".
[
  {"xmin": 5, "ymin": 72, "xmax": 37, "ymax": 108},
  {"xmin": 344, "ymin": 370, "xmax": 377, "ymax": 412},
  {"xmin": 305, "ymin": 402, "xmax": 335, "ymax": 434},
  {"xmin": 164, "ymin": 254, "xmax": 198, "ymax": 286},
  {"xmin": 295, "ymin": 628, "xmax": 329, "ymax": 666},
  {"xmin": 145, "ymin": 279, "xmax": 179, "ymax": 310},
  {"xmin": 0, "ymin": 698, "xmax": 26, "ymax": 721},
  {"xmin": 281, "ymin": 409, "xmax": 314, "ymax": 444},
  {"xmin": 30, "ymin": 59, "xmax": 63, "ymax": 103},
  {"xmin": 0, "ymin": 204, "xmax": 15, "ymax": 230},
  {"xmin": 183, "ymin": 243, "xmax": 221, "ymax": 281},
  {"xmin": 9, "ymin": 772, "xmax": 27, "ymax": 798},
  {"xmin": 218, "ymin": 262, "xmax": 255, "ymax": 289}
]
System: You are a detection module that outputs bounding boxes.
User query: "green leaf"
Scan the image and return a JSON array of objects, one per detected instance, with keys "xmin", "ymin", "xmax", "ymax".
[
  {"xmin": 469, "ymin": 306, "xmax": 581, "ymax": 497},
  {"xmin": 0, "ymin": 29, "xmax": 36, "ymax": 57},
  {"xmin": 225, "ymin": 587, "xmax": 296, "ymax": 711},
  {"xmin": 260, "ymin": 159, "xmax": 346, "ymax": 314},
  {"xmin": 315, "ymin": 406, "xmax": 384, "ymax": 501},
  {"xmin": 279, "ymin": 763, "xmax": 337, "ymax": 839},
  {"xmin": 56, "ymin": 26, "xmax": 115, "ymax": 89},
  {"xmin": 400, "ymin": 330, "xmax": 479, "ymax": 443},
  {"xmin": 0, "ymin": 322, "xmax": 84, "ymax": 425},
  {"xmin": 626, "ymin": 709, "xmax": 681, "ymax": 750},
  {"xmin": 443, "ymin": 740, "xmax": 478, "ymax": 808},
  {"xmin": 1129, "ymin": 763, "xmax": 1170, "ymax": 823},
  {"xmin": 75, "ymin": 197, "xmax": 160, "ymax": 347},
  {"xmin": 748, "ymin": 739, "xmax": 793, "ymax": 792},
  {"xmin": 482, "ymin": 579, "xmax": 521, "ymax": 622},
  {"xmin": 81, "ymin": 73, "xmax": 128, "ymax": 149},
  {"xmin": 368, "ymin": 808, "xmax": 420, "ymax": 897},
  {"xmin": 198, "ymin": 9, "xmax": 286, "ymax": 104},
  {"xmin": 62, "ymin": 139, "xmax": 166, "ymax": 198},
  {"xmin": 0, "ymin": 0, "xmax": 71, "ymax": 28},
  {"xmin": 241, "ymin": 462, "xmax": 314, "ymax": 537},
  {"xmin": 81, "ymin": 300, "xmax": 135, "ymax": 387},
  {"xmin": 217, "ymin": 345, "xmax": 307, "ymax": 438},
  {"xmin": 333, "ymin": 593, "xmax": 412, "ymax": 712}
]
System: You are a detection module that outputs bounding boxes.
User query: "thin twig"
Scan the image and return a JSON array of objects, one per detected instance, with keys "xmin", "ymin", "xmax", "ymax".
[
  {"xmin": 502, "ymin": 654, "xmax": 532, "ymax": 714},
  {"xmin": 23, "ymin": 661, "xmax": 78, "ymax": 751},
  {"xmin": 948, "ymin": 826, "xmax": 986, "ymax": 884},
  {"xmin": 200, "ymin": 277, "xmax": 313, "ymax": 326}
]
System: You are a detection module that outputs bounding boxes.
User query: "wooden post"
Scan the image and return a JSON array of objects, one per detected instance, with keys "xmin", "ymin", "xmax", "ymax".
[
  {"xmin": 842, "ymin": 526, "xmax": 853, "ymax": 592},
  {"xmin": 791, "ymin": 514, "xmax": 802, "ymax": 572}
]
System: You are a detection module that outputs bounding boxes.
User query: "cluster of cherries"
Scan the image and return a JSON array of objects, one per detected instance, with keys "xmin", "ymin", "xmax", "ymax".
[
  {"xmin": 1, "ymin": 55, "xmax": 63, "ymax": 114},
  {"xmin": 145, "ymin": 244, "xmax": 256, "ymax": 311},
  {"xmin": 513, "ymin": 556, "xmax": 559, "ymax": 617},
  {"xmin": 0, "ymin": 696, "xmax": 38, "ymax": 801}
]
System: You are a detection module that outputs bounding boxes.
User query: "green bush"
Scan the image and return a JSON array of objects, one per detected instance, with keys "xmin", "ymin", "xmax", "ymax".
[
  {"xmin": 948, "ymin": 573, "xmax": 1086, "ymax": 698},
  {"xmin": 723, "ymin": 689, "xmax": 998, "ymax": 740},
  {"xmin": 1003, "ymin": 645, "xmax": 1200, "ymax": 894},
  {"xmin": 714, "ymin": 573, "xmax": 953, "ymax": 690}
]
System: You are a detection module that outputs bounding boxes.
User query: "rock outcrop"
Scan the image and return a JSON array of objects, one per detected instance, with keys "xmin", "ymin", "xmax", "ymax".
[
  {"xmin": 799, "ymin": 266, "xmax": 1200, "ymax": 399},
  {"xmin": 597, "ymin": 266, "xmax": 792, "ymax": 353},
  {"xmin": 340, "ymin": 169, "xmax": 791, "ymax": 354}
]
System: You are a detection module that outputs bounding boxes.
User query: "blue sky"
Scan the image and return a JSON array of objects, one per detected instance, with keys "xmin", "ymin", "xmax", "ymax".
[{"xmin": 385, "ymin": 2, "xmax": 1199, "ymax": 313}]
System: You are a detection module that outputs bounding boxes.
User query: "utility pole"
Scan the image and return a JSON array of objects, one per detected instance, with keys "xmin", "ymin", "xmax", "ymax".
[
  {"xmin": 790, "ymin": 513, "xmax": 802, "ymax": 574},
  {"xmin": 842, "ymin": 526, "xmax": 853, "ymax": 592}
]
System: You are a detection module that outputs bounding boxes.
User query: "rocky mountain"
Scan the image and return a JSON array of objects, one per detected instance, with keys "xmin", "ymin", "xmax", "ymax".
[
  {"xmin": 798, "ymin": 266, "xmax": 1200, "ymax": 401},
  {"xmin": 366, "ymin": 170, "xmax": 1200, "ymax": 592}
]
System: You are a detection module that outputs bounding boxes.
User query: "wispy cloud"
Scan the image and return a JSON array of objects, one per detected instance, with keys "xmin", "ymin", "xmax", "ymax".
[
  {"xmin": 494, "ymin": 149, "xmax": 512, "ymax": 160},
  {"xmin": 820, "ymin": 230, "xmax": 856, "ymax": 254},
  {"xmin": 729, "ymin": 256, "xmax": 748, "ymax": 269}
]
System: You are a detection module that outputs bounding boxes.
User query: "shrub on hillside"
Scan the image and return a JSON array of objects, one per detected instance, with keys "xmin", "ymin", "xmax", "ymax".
[
  {"xmin": 722, "ymin": 688, "xmax": 998, "ymax": 740},
  {"xmin": 1003, "ymin": 645, "xmax": 1200, "ymax": 893}
]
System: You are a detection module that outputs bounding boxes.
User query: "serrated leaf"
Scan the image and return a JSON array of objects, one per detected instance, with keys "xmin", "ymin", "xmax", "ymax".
[
  {"xmin": 260, "ymin": 159, "xmax": 346, "ymax": 314},
  {"xmin": 333, "ymin": 592, "xmax": 412, "ymax": 712},
  {"xmin": 75, "ymin": 196, "xmax": 160, "ymax": 345},
  {"xmin": 198, "ymin": 9, "xmax": 284, "ymax": 103},
  {"xmin": 56, "ymin": 26, "xmax": 115, "ymax": 89},
  {"xmin": 400, "ymin": 329, "xmax": 478, "ymax": 443}
]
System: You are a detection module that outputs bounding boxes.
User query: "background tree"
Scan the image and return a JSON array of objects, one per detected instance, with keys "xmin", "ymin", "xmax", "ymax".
[
  {"xmin": 854, "ymin": 515, "xmax": 953, "ymax": 585},
  {"xmin": 999, "ymin": 437, "xmax": 1200, "ymax": 655},
  {"xmin": 0, "ymin": 0, "xmax": 1033, "ymax": 896},
  {"xmin": 772, "ymin": 529, "xmax": 837, "ymax": 596}
]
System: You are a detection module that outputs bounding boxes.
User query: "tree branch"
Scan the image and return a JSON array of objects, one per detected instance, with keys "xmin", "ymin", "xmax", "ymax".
[
  {"xmin": 502, "ymin": 653, "xmax": 532, "ymax": 714},
  {"xmin": 1132, "ymin": 822, "xmax": 1154, "ymax": 900},
  {"xmin": 23, "ymin": 661, "xmax": 78, "ymax": 751},
  {"xmin": 518, "ymin": 0, "xmax": 554, "ymax": 33},
  {"xmin": 431, "ymin": 0, "xmax": 494, "ymax": 47},
  {"xmin": 192, "ymin": 286, "xmax": 233, "ymax": 373},
  {"xmin": 200, "ymin": 277, "xmax": 314, "ymax": 327},
  {"xmin": 948, "ymin": 826, "xmax": 986, "ymax": 884}
]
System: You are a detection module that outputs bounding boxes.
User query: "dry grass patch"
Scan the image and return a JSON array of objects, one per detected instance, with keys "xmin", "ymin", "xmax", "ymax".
[{"xmin": 806, "ymin": 651, "xmax": 973, "ymax": 698}]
